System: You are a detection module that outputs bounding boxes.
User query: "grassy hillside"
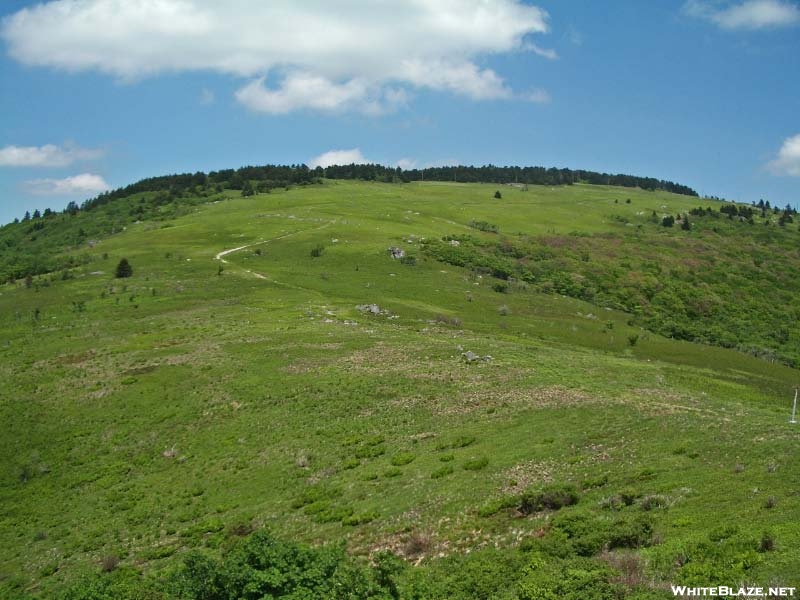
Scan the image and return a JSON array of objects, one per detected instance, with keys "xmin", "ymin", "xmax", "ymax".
[{"xmin": 1, "ymin": 180, "xmax": 798, "ymax": 598}]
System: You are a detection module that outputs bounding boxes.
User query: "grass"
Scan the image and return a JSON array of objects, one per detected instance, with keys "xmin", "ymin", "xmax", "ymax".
[{"xmin": 0, "ymin": 180, "xmax": 799, "ymax": 597}]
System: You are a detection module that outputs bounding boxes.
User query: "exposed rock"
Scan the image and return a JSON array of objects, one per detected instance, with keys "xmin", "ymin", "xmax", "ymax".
[
  {"xmin": 357, "ymin": 303, "xmax": 382, "ymax": 314},
  {"xmin": 461, "ymin": 351, "xmax": 493, "ymax": 363},
  {"xmin": 461, "ymin": 351, "xmax": 480, "ymax": 363}
]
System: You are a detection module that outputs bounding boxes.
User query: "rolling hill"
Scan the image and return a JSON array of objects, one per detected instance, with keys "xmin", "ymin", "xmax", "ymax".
[{"xmin": 1, "ymin": 174, "xmax": 798, "ymax": 598}]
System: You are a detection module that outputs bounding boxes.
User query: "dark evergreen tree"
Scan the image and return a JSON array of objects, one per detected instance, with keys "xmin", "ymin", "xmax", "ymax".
[{"xmin": 115, "ymin": 258, "xmax": 133, "ymax": 278}]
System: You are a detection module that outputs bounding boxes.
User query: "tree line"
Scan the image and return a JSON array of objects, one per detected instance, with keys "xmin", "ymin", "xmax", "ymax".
[
  {"xmin": 319, "ymin": 163, "xmax": 699, "ymax": 196},
  {"xmin": 10, "ymin": 162, "xmax": 700, "ymax": 226}
]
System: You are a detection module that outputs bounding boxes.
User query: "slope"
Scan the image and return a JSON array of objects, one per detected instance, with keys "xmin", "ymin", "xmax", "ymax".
[{"xmin": 0, "ymin": 180, "xmax": 798, "ymax": 598}]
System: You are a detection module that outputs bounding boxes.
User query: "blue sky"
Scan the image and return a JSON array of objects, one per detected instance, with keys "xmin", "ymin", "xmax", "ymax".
[{"xmin": 1, "ymin": 0, "xmax": 798, "ymax": 224}]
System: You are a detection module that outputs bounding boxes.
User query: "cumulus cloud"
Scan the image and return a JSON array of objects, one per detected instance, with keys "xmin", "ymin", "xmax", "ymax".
[
  {"xmin": 235, "ymin": 74, "xmax": 409, "ymax": 115},
  {"xmin": 0, "ymin": 143, "xmax": 103, "ymax": 167},
  {"xmin": 683, "ymin": 0, "xmax": 800, "ymax": 29},
  {"xmin": 768, "ymin": 133, "xmax": 800, "ymax": 176},
  {"xmin": 1, "ymin": 0, "xmax": 552, "ymax": 114},
  {"xmin": 309, "ymin": 149, "xmax": 371, "ymax": 169},
  {"xmin": 23, "ymin": 173, "xmax": 111, "ymax": 195}
]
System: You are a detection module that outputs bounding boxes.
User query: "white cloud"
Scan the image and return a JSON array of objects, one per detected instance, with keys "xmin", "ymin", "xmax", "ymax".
[
  {"xmin": 0, "ymin": 143, "xmax": 103, "ymax": 167},
  {"xmin": 309, "ymin": 149, "xmax": 371, "ymax": 169},
  {"xmin": 684, "ymin": 0, "xmax": 800, "ymax": 29},
  {"xmin": 235, "ymin": 74, "xmax": 409, "ymax": 115},
  {"xmin": 397, "ymin": 158, "xmax": 417, "ymax": 170},
  {"xmin": 768, "ymin": 133, "xmax": 800, "ymax": 176},
  {"xmin": 524, "ymin": 42, "xmax": 559, "ymax": 60},
  {"xmin": 1, "ymin": 0, "xmax": 552, "ymax": 114},
  {"xmin": 23, "ymin": 173, "xmax": 111, "ymax": 195}
]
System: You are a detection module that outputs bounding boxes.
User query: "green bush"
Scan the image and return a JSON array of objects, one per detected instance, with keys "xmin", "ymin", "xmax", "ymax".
[
  {"xmin": 462, "ymin": 456, "xmax": 489, "ymax": 471},
  {"xmin": 169, "ymin": 530, "xmax": 396, "ymax": 599},
  {"xmin": 431, "ymin": 465, "xmax": 455, "ymax": 479},
  {"xmin": 519, "ymin": 483, "xmax": 579, "ymax": 515},
  {"xmin": 355, "ymin": 445, "xmax": 386, "ymax": 459},
  {"xmin": 477, "ymin": 495, "xmax": 517, "ymax": 517},
  {"xmin": 390, "ymin": 452, "xmax": 416, "ymax": 466},
  {"xmin": 607, "ymin": 514, "xmax": 653, "ymax": 549},
  {"xmin": 517, "ymin": 554, "xmax": 616, "ymax": 600},
  {"xmin": 435, "ymin": 435, "xmax": 475, "ymax": 451}
]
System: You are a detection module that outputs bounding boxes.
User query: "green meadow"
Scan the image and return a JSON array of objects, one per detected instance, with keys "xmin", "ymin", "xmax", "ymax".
[{"xmin": 1, "ymin": 180, "xmax": 799, "ymax": 598}]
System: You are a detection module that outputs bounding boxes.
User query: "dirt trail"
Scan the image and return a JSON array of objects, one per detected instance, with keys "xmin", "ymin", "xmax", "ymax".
[
  {"xmin": 214, "ymin": 223, "xmax": 333, "ymax": 281},
  {"xmin": 214, "ymin": 223, "xmax": 332, "ymax": 263}
]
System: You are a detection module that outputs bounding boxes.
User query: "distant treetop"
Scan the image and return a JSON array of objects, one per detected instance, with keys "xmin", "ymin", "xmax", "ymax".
[{"xmin": 76, "ymin": 162, "xmax": 697, "ymax": 218}]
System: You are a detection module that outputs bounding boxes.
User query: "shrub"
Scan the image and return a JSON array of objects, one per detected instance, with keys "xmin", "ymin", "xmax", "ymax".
[
  {"xmin": 310, "ymin": 244, "xmax": 325, "ymax": 257},
  {"xmin": 492, "ymin": 281, "xmax": 508, "ymax": 293},
  {"xmin": 404, "ymin": 532, "xmax": 432, "ymax": 557},
  {"xmin": 494, "ymin": 190, "xmax": 502, "ymax": 199},
  {"xmin": 517, "ymin": 555, "xmax": 616, "ymax": 600},
  {"xmin": 390, "ymin": 452, "xmax": 416, "ymax": 466},
  {"xmin": 436, "ymin": 435, "xmax": 475, "ymax": 450},
  {"xmin": 431, "ymin": 465, "xmax": 454, "ymax": 479},
  {"xmin": 607, "ymin": 515, "xmax": 653, "ymax": 549},
  {"xmin": 354, "ymin": 444, "xmax": 385, "ymax": 459},
  {"xmin": 758, "ymin": 531, "xmax": 776, "ymax": 552},
  {"xmin": 519, "ymin": 484, "xmax": 580, "ymax": 515},
  {"xmin": 619, "ymin": 488, "xmax": 640, "ymax": 506},
  {"xmin": 342, "ymin": 457, "xmax": 360, "ymax": 470},
  {"xmin": 640, "ymin": 494, "xmax": 668, "ymax": 511},
  {"xmin": 100, "ymin": 554, "xmax": 120, "ymax": 573},
  {"xmin": 478, "ymin": 495, "xmax": 518, "ymax": 517},
  {"xmin": 463, "ymin": 456, "xmax": 489, "ymax": 471},
  {"xmin": 290, "ymin": 485, "xmax": 340, "ymax": 509},
  {"xmin": 115, "ymin": 258, "xmax": 133, "ymax": 278},
  {"xmin": 581, "ymin": 474, "xmax": 609, "ymax": 489},
  {"xmin": 342, "ymin": 512, "xmax": 377, "ymax": 526},
  {"xmin": 469, "ymin": 219, "xmax": 499, "ymax": 233},
  {"xmin": 171, "ymin": 529, "xmax": 397, "ymax": 599}
]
